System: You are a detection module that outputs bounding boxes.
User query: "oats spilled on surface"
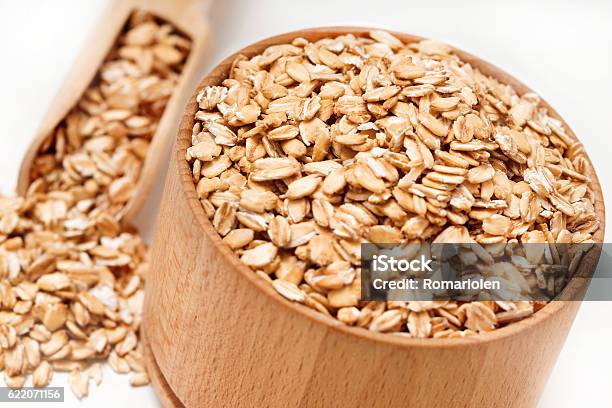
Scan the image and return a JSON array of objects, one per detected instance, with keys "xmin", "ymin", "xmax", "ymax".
[
  {"xmin": 0, "ymin": 11, "xmax": 191, "ymax": 397},
  {"xmin": 187, "ymin": 30, "xmax": 599, "ymax": 338}
]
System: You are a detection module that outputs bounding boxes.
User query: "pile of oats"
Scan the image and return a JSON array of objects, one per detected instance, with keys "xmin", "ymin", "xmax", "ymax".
[
  {"xmin": 29, "ymin": 11, "xmax": 191, "ymax": 219},
  {"xmin": 0, "ymin": 12, "xmax": 190, "ymax": 397},
  {"xmin": 0, "ymin": 195, "xmax": 148, "ymax": 394},
  {"xmin": 187, "ymin": 30, "xmax": 600, "ymax": 338}
]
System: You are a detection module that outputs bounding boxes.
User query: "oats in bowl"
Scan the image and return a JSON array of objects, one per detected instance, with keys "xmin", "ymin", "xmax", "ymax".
[{"xmin": 186, "ymin": 30, "xmax": 600, "ymax": 338}]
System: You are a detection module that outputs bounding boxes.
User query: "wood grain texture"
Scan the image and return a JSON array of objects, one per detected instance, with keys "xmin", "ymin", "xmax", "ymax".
[
  {"xmin": 144, "ymin": 27, "xmax": 606, "ymax": 408},
  {"xmin": 17, "ymin": 0, "xmax": 213, "ymax": 225},
  {"xmin": 142, "ymin": 326, "xmax": 185, "ymax": 408}
]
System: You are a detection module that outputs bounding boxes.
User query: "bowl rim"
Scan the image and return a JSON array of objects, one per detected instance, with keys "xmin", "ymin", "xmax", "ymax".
[{"xmin": 174, "ymin": 26, "xmax": 606, "ymax": 348}]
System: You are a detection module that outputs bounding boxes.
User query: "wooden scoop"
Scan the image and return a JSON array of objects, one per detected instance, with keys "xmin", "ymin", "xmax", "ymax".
[{"xmin": 17, "ymin": 0, "xmax": 212, "ymax": 224}]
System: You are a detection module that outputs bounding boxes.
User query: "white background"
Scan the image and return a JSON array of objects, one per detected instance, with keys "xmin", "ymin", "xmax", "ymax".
[{"xmin": 0, "ymin": 0, "xmax": 611, "ymax": 406}]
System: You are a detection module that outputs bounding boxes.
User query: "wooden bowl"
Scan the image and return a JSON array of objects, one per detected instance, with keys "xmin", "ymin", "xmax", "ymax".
[{"xmin": 143, "ymin": 27, "xmax": 605, "ymax": 408}]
